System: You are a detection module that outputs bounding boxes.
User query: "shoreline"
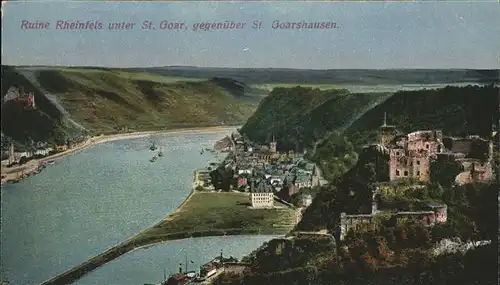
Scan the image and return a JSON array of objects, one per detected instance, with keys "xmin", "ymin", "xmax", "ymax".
[
  {"xmin": 0, "ymin": 125, "xmax": 238, "ymax": 185},
  {"xmin": 40, "ymin": 191, "xmax": 291, "ymax": 285}
]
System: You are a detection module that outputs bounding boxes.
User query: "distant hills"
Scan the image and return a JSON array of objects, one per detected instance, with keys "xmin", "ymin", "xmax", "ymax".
[
  {"xmin": 1, "ymin": 65, "xmax": 498, "ymax": 151},
  {"xmin": 130, "ymin": 67, "xmax": 500, "ymax": 85},
  {"xmin": 13, "ymin": 66, "xmax": 500, "ymax": 85}
]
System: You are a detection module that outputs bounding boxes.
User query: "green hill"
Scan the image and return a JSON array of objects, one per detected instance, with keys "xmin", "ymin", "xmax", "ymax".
[
  {"xmin": 1, "ymin": 66, "xmax": 83, "ymax": 149},
  {"xmin": 34, "ymin": 68, "xmax": 264, "ymax": 133},
  {"xmin": 1, "ymin": 66, "xmax": 266, "ymax": 150},
  {"xmin": 345, "ymin": 85, "xmax": 499, "ymax": 146},
  {"xmin": 239, "ymin": 86, "xmax": 391, "ymax": 151},
  {"xmin": 239, "ymin": 84, "xmax": 498, "ymax": 181}
]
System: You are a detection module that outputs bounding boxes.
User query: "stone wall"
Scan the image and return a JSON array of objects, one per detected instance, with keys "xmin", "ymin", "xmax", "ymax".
[
  {"xmin": 340, "ymin": 213, "xmax": 375, "ymax": 241},
  {"xmin": 339, "ymin": 203, "xmax": 448, "ymax": 241}
]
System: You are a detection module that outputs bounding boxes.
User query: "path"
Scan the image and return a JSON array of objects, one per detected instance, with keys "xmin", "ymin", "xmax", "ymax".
[{"xmin": 15, "ymin": 67, "xmax": 87, "ymax": 131}]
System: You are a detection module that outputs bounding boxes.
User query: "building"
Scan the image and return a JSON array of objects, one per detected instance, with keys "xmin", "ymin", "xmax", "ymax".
[
  {"xmin": 214, "ymin": 136, "xmax": 235, "ymax": 152},
  {"xmin": 270, "ymin": 134, "xmax": 277, "ymax": 153},
  {"xmin": 237, "ymin": 176, "xmax": 248, "ymax": 187},
  {"xmin": 340, "ymin": 213, "xmax": 376, "ymax": 241},
  {"xmin": 2, "ymin": 86, "xmax": 35, "ymax": 109},
  {"xmin": 379, "ymin": 112, "xmax": 398, "ymax": 147},
  {"xmin": 376, "ymin": 114, "xmax": 493, "ymax": 184},
  {"xmin": 55, "ymin": 145, "xmax": 68, "ymax": 152},
  {"xmin": 294, "ymin": 172, "xmax": 312, "ymax": 188},
  {"xmin": 302, "ymin": 194, "xmax": 313, "ymax": 207},
  {"xmin": 250, "ymin": 178, "xmax": 274, "ymax": 208},
  {"xmin": 193, "ymin": 168, "xmax": 213, "ymax": 189},
  {"xmin": 388, "ymin": 130, "xmax": 444, "ymax": 182}
]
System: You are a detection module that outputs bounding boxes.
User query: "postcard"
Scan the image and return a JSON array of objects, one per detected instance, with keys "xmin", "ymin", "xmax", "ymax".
[{"xmin": 1, "ymin": 1, "xmax": 499, "ymax": 285}]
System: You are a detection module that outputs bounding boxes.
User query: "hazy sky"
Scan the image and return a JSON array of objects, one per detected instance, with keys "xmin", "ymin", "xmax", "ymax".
[{"xmin": 2, "ymin": 1, "xmax": 500, "ymax": 69}]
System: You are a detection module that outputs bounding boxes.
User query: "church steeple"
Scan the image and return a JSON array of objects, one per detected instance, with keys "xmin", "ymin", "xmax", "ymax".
[{"xmin": 269, "ymin": 133, "xmax": 277, "ymax": 153}]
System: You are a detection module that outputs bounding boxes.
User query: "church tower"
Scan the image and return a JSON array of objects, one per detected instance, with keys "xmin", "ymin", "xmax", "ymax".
[
  {"xmin": 269, "ymin": 133, "xmax": 277, "ymax": 153},
  {"xmin": 379, "ymin": 112, "xmax": 396, "ymax": 146}
]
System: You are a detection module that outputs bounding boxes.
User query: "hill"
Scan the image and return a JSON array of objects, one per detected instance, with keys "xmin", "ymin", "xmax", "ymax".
[
  {"xmin": 239, "ymin": 86, "xmax": 391, "ymax": 151},
  {"xmin": 239, "ymin": 84, "xmax": 498, "ymax": 181},
  {"xmin": 1, "ymin": 66, "xmax": 266, "ymax": 149},
  {"xmin": 345, "ymin": 85, "xmax": 499, "ymax": 146},
  {"xmin": 1, "ymin": 66, "xmax": 84, "ymax": 150}
]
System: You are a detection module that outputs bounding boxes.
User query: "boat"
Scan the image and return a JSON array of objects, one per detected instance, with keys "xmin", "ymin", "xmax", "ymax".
[
  {"xmin": 195, "ymin": 251, "xmax": 226, "ymax": 282},
  {"xmin": 158, "ymin": 147, "xmax": 164, "ymax": 157},
  {"xmin": 45, "ymin": 160, "xmax": 55, "ymax": 165},
  {"xmin": 150, "ymin": 142, "xmax": 158, "ymax": 151},
  {"xmin": 149, "ymin": 136, "xmax": 158, "ymax": 151},
  {"xmin": 150, "ymin": 156, "xmax": 157, "ymax": 162},
  {"xmin": 200, "ymin": 149, "xmax": 204, "ymax": 155},
  {"xmin": 162, "ymin": 252, "xmax": 198, "ymax": 285}
]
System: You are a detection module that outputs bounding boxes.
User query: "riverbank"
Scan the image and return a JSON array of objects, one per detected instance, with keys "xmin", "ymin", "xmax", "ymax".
[
  {"xmin": 41, "ymin": 191, "xmax": 298, "ymax": 285},
  {"xmin": 0, "ymin": 125, "xmax": 238, "ymax": 186}
]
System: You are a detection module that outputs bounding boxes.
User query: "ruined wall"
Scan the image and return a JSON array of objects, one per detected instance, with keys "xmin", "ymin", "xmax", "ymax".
[
  {"xmin": 396, "ymin": 211, "xmax": 436, "ymax": 226},
  {"xmin": 340, "ymin": 203, "xmax": 448, "ymax": 241},
  {"xmin": 450, "ymin": 139, "xmax": 473, "ymax": 154},
  {"xmin": 407, "ymin": 130, "xmax": 444, "ymax": 153},
  {"xmin": 379, "ymin": 126, "xmax": 397, "ymax": 147},
  {"xmin": 389, "ymin": 149, "xmax": 430, "ymax": 182},
  {"xmin": 340, "ymin": 213, "xmax": 375, "ymax": 241}
]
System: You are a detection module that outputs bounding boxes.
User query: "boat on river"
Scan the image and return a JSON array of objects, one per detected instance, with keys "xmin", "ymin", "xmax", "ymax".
[
  {"xmin": 150, "ymin": 155, "xmax": 157, "ymax": 162},
  {"xmin": 158, "ymin": 147, "xmax": 164, "ymax": 157},
  {"xmin": 149, "ymin": 136, "xmax": 158, "ymax": 151}
]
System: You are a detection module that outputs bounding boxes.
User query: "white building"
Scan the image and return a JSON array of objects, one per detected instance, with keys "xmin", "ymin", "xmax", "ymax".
[
  {"xmin": 250, "ymin": 178, "xmax": 274, "ymax": 208},
  {"xmin": 302, "ymin": 194, "xmax": 313, "ymax": 207}
]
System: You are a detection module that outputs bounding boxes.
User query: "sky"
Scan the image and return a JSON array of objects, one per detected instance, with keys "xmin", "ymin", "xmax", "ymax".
[{"xmin": 1, "ymin": 1, "xmax": 500, "ymax": 69}]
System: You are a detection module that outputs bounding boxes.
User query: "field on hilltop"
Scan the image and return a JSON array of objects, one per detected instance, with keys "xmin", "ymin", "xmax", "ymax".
[{"xmin": 135, "ymin": 67, "xmax": 500, "ymax": 85}]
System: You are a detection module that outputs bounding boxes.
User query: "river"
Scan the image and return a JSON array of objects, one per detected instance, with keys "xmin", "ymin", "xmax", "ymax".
[{"xmin": 0, "ymin": 130, "xmax": 276, "ymax": 285}]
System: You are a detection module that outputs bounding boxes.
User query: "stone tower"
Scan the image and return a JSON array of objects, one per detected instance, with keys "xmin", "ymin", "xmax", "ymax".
[
  {"xmin": 270, "ymin": 133, "xmax": 277, "ymax": 153},
  {"xmin": 379, "ymin": 112, "xmax": 396, "ymax": 147}
]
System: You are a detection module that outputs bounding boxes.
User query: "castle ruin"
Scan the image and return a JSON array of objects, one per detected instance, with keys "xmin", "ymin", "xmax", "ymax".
[{"xmin": 375, "ymin": 113, "xmax": 494, "ymax": 185}]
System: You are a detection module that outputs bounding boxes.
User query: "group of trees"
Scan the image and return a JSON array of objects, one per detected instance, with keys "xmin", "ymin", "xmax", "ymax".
[{"xmin": 240, "ymin": 86, "xmax": 387, "ymax": 152}]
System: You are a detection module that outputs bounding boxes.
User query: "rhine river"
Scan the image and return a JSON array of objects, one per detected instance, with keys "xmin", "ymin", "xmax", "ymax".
[{"xmin": 1, "ymin": 129, "xmax": 278, "ymax": 285}]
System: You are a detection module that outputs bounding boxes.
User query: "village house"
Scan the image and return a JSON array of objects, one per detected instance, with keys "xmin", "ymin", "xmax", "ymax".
[
  {"xmin": 214, "ymin": 135, "xmax": 235, "ymax": 152},
  {"xmin": 250, "ymin": 178, "xmax": 274, "ymax": 208},
  {"xmin": 294, "ymin": 172, "xmax": 312, "ymax": 188},
  {"xmin": 236, "ymin": 176, "xmax": 248, "ymax": 189},
  {"xmin": 193, "ymin": 168, "xmax": 214, "ymax": 190},
  {"xmin": 302, "ymin": 194, "xmax": 313, "ymax": 207}
]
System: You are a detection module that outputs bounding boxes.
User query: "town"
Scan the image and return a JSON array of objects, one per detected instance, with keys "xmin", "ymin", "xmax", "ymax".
[
  {"xmin": 161, "ymin": 113, "xmax": 498, "ymax": 285},
  {"xmin": 195, "ymin": 132, "xmax": 327, "ymax": 210}
]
